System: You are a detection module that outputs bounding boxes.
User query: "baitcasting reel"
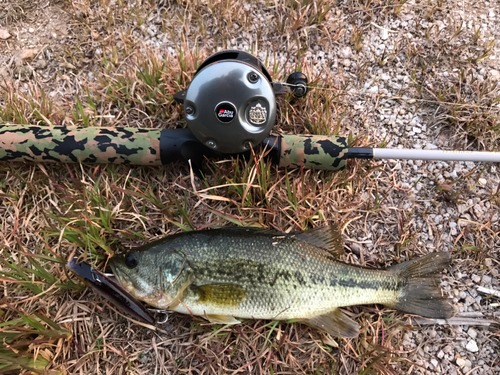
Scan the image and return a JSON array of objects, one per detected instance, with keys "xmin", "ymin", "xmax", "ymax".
[{"xmin": 173, "ymin": 50, "xmax": 308, "ymax": 154}]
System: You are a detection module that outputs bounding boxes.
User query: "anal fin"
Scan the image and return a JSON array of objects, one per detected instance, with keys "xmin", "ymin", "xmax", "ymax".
[
  {"xmin": 205, "ymin": 314, "xmax": 241, "ymax": 325},
  {"xmin": 306, "ymin": 309, "xmax": 359, "ymax": 338}
]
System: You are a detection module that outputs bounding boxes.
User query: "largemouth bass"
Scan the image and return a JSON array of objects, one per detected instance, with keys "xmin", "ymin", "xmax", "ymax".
[{"xmin": 109, "ymin": 227, "xmax": 454, "ymax": 337}]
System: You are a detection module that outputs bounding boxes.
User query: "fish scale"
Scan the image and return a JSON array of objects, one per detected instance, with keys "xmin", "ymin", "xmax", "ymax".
[
  {"xmin": 181, "ymin": 244, "xmax": 399, "ymax": 320},
  {"xmin": 110, "ymin": 227, "xmax": 454, "ymax": 337}
]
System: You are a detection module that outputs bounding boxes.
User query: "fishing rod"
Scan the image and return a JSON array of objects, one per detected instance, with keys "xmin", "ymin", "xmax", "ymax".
[
  {"xmin": 1, "ymin": 126, "xmax": 499, "ymax": 171},
  {"xmin": 1, "ymin": 50, "xmax": 499, "ymax": 172}
]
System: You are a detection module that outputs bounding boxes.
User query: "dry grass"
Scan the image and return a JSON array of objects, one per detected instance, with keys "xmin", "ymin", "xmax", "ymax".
[{"xmin": 1, "ymin": 0, "xmax": 499, "ymax": 374}]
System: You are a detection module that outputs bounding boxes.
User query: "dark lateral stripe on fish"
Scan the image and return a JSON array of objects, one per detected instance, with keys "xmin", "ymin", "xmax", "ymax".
[
  {"xmin": 309, "ymin": 274, "xmax": 326, "ymax": 284},
  {"xmin": 328, "ymin": 276, "xmax": 399, "ymax": 291},
  {"xmin": 195, "ymin": 262, "xmax": 400, "ymax": 291},
  {"xmin": 202, "ymin": 264, "xmax": 309, "ymax": 288}
]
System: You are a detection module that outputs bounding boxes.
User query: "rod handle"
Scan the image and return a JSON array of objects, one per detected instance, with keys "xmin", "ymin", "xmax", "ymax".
[
  {"xmin": 278, "ymin": 134, "xmax": 349, "ymax": 171},
  {"xmin": 0, "ymin": 125, "xmax": 163, "ymax": 165}
]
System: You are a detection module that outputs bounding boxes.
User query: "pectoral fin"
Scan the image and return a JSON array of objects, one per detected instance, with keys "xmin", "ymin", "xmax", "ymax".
[
  {"xmin": 306, "ymin": 309, "xmax": 359, "ymax": 338},
  {"xmin": 205, "ymin": 314, "xmax": 241, "ymax": 325},
  {"xmin": 194, "ymin": 284, "xmax": 247, "ymax": 307}
]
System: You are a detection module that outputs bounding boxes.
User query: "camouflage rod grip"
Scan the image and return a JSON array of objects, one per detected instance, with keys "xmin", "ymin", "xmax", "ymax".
[
  {"xmin": 0, "ymin": 125, "xmax": 351, "ymax": 171},
  {"xmin": 0, "ymin": 125, "xmax": 163, "ymax": 165},
  {"xmin": 278, "ymin": 134, "xmax": 349, "ymax": 171}
]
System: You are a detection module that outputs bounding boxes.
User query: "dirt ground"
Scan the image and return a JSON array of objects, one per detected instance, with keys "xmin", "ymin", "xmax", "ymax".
[{"xmin": 1, "ymin": 0, "xmax": 499, "ymax": 374}]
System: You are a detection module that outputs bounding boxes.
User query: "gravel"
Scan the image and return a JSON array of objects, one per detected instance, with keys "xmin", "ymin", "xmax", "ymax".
[
  {"xmin": 150, "ymin": 1, "xmax": 500, "ymax": 372},
  {"xmin": 1, "ymin": 0, "xmax": 498, "ymax": 373}
]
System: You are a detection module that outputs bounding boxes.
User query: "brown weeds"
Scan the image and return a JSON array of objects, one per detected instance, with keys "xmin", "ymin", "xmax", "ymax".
[{"xmin": 0, "ymin": 0, "xmax": 499, "ymax": 374}]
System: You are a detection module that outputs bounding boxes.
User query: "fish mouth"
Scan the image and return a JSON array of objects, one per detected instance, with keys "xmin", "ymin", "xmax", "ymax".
[
  {"xmin": 108, "ymin": 259, "xmax": 145, "ymax": 300},
  {"xmin": 67, "ymin": 258, "xmax": 155, "ymax": 325},
  {"xmin": 108, "ymin": 260, "xmax": 131, "ymax": 288}
]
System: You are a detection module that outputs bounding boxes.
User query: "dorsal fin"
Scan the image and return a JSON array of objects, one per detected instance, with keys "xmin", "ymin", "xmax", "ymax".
[
  {"xmin": 195, "ymin": 226, "xmax": 344, "ymax": 257},
  {"xmin": 293, "ymin": 226, "xmax": 344, "ymax": 257}
]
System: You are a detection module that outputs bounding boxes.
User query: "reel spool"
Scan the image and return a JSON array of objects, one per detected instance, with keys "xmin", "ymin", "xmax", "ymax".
[{"xmin": 174, "ymin": 50, "xmax": 308, "ymax": 154}]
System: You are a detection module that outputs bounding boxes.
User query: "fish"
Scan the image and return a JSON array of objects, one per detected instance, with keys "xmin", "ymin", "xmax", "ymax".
[
  {"xmin": 67, "ymin": 258, "xmax": 155, "ymax": 325},
  {"xmin": 109, "ymin": 226, "xmax": 455, "ymax": 337}
]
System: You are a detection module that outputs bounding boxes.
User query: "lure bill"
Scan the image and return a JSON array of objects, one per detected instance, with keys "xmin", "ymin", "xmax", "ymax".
[{"xmin": 67, "ymin": 258, "xmax": 155, "ymax": 325}]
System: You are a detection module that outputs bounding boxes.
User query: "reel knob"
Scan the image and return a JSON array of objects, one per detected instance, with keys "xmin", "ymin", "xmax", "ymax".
[{"xmin": 286, "ymin": 72, "xmax": 308, "ymax": 98}]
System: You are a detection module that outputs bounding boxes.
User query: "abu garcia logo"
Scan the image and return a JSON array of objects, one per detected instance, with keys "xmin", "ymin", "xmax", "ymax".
[
  {"xmin": 215, "ymin": 102, "xmax": 237, "ymax": 123},
  {"xmin": 218, "ymin": 109, "xmax": 234, "ymax": 118}
]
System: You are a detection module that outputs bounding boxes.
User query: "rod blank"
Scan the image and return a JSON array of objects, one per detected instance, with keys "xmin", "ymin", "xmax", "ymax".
[{"xmin": 373, "ymin": 148, "xmax": 500, "ymax": 163}]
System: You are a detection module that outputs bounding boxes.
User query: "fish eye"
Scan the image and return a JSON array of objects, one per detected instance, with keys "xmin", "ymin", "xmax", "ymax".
[{"xmin": 125, "ymin": 253, "xmax": 139, "ymax": 269}]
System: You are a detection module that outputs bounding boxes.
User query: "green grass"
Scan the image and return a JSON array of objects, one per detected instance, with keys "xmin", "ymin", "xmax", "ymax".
[
  {"xmin": 0, "ymin": 311, "xmax": 71, "ymax": 374},
  {"xmin": 0, "ymin": 0, "xmax": 499, "ymax": 373}
]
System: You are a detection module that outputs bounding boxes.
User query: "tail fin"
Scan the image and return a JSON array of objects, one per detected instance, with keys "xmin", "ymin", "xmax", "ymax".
[{"xmin": 389, "ymin": 252, "xmax": 455, "ymax": 319}]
